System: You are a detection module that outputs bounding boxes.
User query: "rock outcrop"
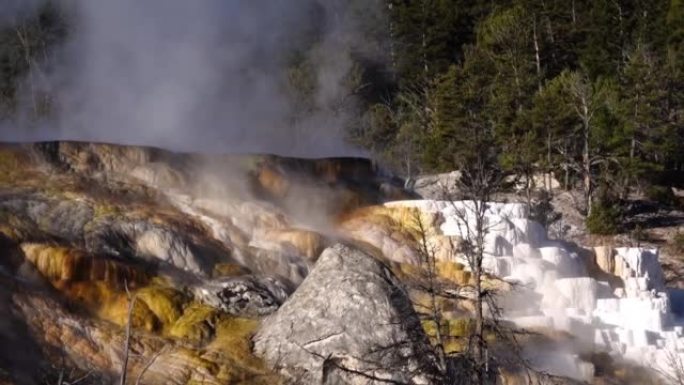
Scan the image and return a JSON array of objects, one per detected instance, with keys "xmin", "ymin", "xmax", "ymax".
[
  {"xmin": 410, "ymin": 171, "xmax": 462, "ymax": 199},
  {"xmin": 253, "ymin": 244, "xmax": 437, "ymax": 385},
  {"xmin": 193, "ymin": 276, "xmax": 289, "ymax": 317},
  {"xmin": 2, "ymin": 142, "xmax": 676, "ymax": 384},
  {"xmin": 10, "ymin": 287, "xmax": 280, "ymax": 385},
  {"xmin": 1, "ymin": 143, "xmax": 411, "ymax": 385}
]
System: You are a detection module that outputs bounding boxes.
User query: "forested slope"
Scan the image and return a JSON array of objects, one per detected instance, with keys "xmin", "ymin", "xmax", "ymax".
[{"xmin": 1, "ymin": 0, "xmax": 682, "ymax": 222}]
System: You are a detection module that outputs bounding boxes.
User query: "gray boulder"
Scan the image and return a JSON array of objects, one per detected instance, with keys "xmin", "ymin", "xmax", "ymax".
[
  {"xmin": 253, "ymin": 243, "xmax": 437, "ymax": 385},
  {"xmin": 411, "ymin": 171, "xmax": 462, "ymax": 200}
]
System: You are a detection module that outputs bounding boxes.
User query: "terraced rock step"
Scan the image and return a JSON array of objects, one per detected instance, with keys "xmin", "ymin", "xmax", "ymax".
[{"xmin": 387, "ymin": 200, "xmax": 682, "ymax": 381}]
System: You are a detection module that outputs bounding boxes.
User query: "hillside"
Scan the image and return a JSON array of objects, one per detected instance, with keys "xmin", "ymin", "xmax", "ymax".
[{"xmin": 0, "ymin": 142, "xmax": 682, "ymax": 384}]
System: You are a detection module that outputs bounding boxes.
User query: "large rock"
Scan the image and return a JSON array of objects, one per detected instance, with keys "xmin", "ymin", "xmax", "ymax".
[
  {"xmin": 253, "ymin": 244, "xmax": 437, "ymax": 385},
  {"xmin": 411, "ymin": 171, "xmax": 462, "ymax": 199}
]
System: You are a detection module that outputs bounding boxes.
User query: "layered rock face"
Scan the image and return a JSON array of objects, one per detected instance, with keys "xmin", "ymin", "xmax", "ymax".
[
  {"xmin": 387, "ymin": 200, "xmax": 680, "ymax": 381},
  {"xmin": 253, "ymin": 244, "xmax": 437, "ymax": 385},
  {"xmin": 0, "ymin": 142, "xmax": 415, "ymax": 385}
]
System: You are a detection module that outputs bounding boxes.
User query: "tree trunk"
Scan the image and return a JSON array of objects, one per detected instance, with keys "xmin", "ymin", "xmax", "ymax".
[
  {"xmin": 625, "ymin": 94, "xmax": 639, "ymax": 199},
  {"xmin": 546, "ymin": 131, "xmax": 553, "ymax": 192},
  {"xmin": 512, "ymin": 65, "xmax": 523, "ymax": 113},
  {"xmin": 533, "ymin": 19, "xmax": 543, "ymax": 92},
  {"xmin": 475, "ymin": 261, "xmax": 484, "ymax": 384},
  {"xmin": 386, "ymin": 1, "xmax": 397, "ymax": 81},
  {"xmin": 526, "ymin": 170, "xmax": 533, "ymax": 215},
  {"xmin": 581, "ymin": 99, "xmax": 592, "ymax": 214},
  {"xmin": 474, "ymin": 200, "xmax": 486, "ymax": 385},
  {"xmin": 613, "ymin": 0, "xmax": 625, "ymax": 72},
  {"xmin": 417, "ymin": 215, "xmax": 447, "ymax": 375},
  {"xmin": 120, "ymin": 285, "xmax": 137, "ymax": 385},
  {"xmin": 15, "ymin": 24, "xmax": 38, "ymax": 116},
  {"xmin": 421, "ymin": 0, "xmax": 429, "ymax": 83},
  {"xmin": 571, "ymin": 0, "xmax": 577, "ymax": 28}
]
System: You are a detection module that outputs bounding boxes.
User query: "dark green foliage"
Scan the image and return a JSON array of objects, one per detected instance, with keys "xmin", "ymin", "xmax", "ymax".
[
  {"xmin": 645, "ymin": 185, "xmax": 678, "ymax": 207},
  {"xmin": 529, "ymin": 190, "xmax": 562, "ymax": 231},
  {"xmin": 351, "ymin": 0, "xmax": 683, "ymax": 218},
  {"xmin": 586, "ymin": 203, "xmax": 621, "ymax": 235},
  {"xmin": 426, "ymin": 47, "xmax": 499, "ymax": 172},
  {"xmin": 388, "ymin": 0, "xmax": 485, "ymax": 87}
]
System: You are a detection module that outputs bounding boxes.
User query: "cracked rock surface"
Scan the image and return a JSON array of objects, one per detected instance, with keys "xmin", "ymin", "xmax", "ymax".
[
  {"xmin": 193, "ymin": 275, "xmax": 290, "ymax": 317},
  {"xmin": 253, "ymin": 243, "xmax": 437, "ymax": 385}
]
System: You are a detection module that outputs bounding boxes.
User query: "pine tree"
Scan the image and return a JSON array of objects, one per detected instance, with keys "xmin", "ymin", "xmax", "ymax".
[
  {"xmin": 388, "ymin": 0, "xmax": 486, "ymax": 87},
  {"xmin": 427, "ymin": 46, "xmax": 499, "ymax": 172},
  {"xmin": 477, "ymin": 4, "xmax": 542, "ymax": 206},
  {"xmin": 616, "ymin": 43, "xmax": 667, "ymax": 194}
]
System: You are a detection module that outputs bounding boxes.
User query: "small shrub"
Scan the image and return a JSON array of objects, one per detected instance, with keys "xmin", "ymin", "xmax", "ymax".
[
  {"xmin": 0, "ymin": 150, "xmax": 21, "ymax": 186},
  {"xmin": 586, "ymin": 203, "xmax": 621, "ymax": 235},
  {"xmin": 529, "ymin": 190, "xmax": 562, "ymax": 230},
  {"xmin": 674, "ymin": 232, "xmax": 684, "ymax": 254},
  {"xmin": 645, "ymin": 185, "xmax": 677, "ymax": 207},
  {"xmin": 630, "ymin": 224, "xmax": 648, "ymax": 246}
]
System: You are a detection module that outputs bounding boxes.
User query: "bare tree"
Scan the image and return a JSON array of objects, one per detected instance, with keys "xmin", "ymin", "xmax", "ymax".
[
  {"xmin": 655, "ymin": 349, "xmax": 684, "ymax": 385},
  {"xmin": 556, "ymin": 70, "xmax": 616, "ymax": 214},
  {"xmin": 413, "ymin": 211, "xmax": 449, "ymax": 375},
  {"xmin": 449, "ymin": 164, "xmax": 503, "ymax": 385},
  {"xmin": 134, "ymin": 346, "xmax": 169, "ymax": 385},
  {"xmin": 120, "ymin": 279, "xmax": 137, "ymax": 385},
  {"xmin": 410, "ymin": 193, "xmax": 552, "ymax": 385}
]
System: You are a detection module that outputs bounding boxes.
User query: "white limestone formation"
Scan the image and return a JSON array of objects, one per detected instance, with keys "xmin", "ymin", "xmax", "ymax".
[{"xmin": 385, "ymin": 200, "xmax": 682, "ymax": 382}]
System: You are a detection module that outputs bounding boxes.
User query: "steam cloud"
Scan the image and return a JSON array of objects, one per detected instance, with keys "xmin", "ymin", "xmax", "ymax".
[
  {"xmin": 1, "ymin": 0, "xmax": 385, "ymax": 157},
  {"xmin": 0, "ymin": 0, "xmax": 45, "ymax": 25}
]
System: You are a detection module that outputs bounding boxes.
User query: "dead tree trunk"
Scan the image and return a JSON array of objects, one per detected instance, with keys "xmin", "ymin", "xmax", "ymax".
[
  {"xmin": 581, "ymin": 97, "xmax": 592, "ymax": 214},
  {"xmin": 120, "ymin": 280, "xmax": 137, "ymax": 385}
]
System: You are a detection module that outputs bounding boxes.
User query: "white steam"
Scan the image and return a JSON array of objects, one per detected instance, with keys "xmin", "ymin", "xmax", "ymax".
[
  {"xmin": 0, "ymin": 0, "xmax": 45, "ymax": 25},
  {"xmin": 1, "ymin": 0, "xmax": 385, "ymax": 157}
]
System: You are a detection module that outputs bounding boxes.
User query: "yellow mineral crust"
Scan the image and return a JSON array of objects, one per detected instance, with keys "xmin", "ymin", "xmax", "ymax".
[
  {"xmin": 262, "ymin": 228, "xmax": 325, "ymax": 261},
  {"xmin": 21, "ymin": 243, "xmax": 148, "ymax": 286}
]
